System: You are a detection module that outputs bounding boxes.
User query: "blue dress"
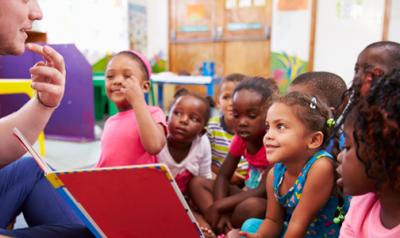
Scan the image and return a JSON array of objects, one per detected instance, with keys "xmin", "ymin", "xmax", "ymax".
[{"xmin": 273, "ymin": 150, "xmax": 339, "ymax": 237}]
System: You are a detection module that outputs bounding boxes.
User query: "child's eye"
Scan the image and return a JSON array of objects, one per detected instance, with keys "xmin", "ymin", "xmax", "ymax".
[
  {"xmin": 248, "ymin": 114, "xmax": 257, "ymax": 119},
  {"xmin": 233, "ymin": 112, "xmax": 239, "ymax": 118},
  {"xmin": 222, "ymin": 95, "xmax": 231, "ymax": 100},
  {"xmin": 190, "ymin": 117, "xmax": 199, "ymax": 123},
  {"xmin": 277, "ymin": 123, "xmax": 286, "ymax": 130},
  {"xmin": 124, "ymin": 75, "xmax": 132, "ymax": 79},
  {"xmin": 174, "ymin": 111, "xmax": 181, "ymax": 116},
  {"xmin": 106, "ymin": 75, "xmax": 114, "ymax": 80}
]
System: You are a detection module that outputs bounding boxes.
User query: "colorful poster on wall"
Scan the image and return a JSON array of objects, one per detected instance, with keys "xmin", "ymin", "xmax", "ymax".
[
  {"xmin": 278, "ymin": 0, "xmax": 308, "ymax": 11},
  {"xmin": 177, "ymin": 1, "xmax": 211, "ymax": 33},
  {"xmin": 128, "ymin": 2, "xmax": 147, "ymax": 54},
  {"xmin": 272, "ymin": 0, "xmax": 311, "ymax": 92}
]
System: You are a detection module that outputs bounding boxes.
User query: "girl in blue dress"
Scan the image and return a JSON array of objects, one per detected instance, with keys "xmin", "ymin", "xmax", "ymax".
[{"xmin": 240, "ymin": 92, "xmax": 339, "ymax": 238}]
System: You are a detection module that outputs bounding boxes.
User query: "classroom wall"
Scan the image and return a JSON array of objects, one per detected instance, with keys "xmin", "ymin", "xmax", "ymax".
[
  {"xmin": 389, "ymin": 0, "xmax": 400, "ymax": 41},
  {"xmin": 36, "ymin": 0, "xmax": 130, "ymax": 64},
  {"xmin": 270, "ymin": 0, "xmax": 312, "ymax": 92},
  {"xmin": 313, "ymin": 0, "xmax": 385, "ymax": 85},
  {"xmin": 35, "ymin": 0, "xmax": 168, "ymax": 64}
]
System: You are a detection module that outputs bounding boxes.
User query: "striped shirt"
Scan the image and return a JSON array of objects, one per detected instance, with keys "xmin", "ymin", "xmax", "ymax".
[{"xmin": 207, "ymin": 116, "xmax": 248, "ymax": 174}]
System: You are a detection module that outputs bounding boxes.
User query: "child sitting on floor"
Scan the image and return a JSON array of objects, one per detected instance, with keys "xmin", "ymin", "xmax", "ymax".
[
  {"xmin": 189, "ymin": 77, "xmax": 277, "ymax": 237},
  {"xmin": 97, "ymin": 50, "xmax": 166, "ymax": 167},
  {"xmin": 339, "ymin": 70, "xmax": 400, "ymax": 238},
  {"xmin": 207, "ymin": 73, "xmax": 247, "ymax": 184},
  {"xmin": 157, "ymin": 92, "xmax": 212, "ymax": 194},
  {"xmin": 241, "ymin": 92, "xmax": 339, "ymax": 237}
]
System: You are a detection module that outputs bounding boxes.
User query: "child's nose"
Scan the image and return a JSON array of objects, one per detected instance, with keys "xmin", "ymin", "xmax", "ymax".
[
  {"xmin": 238, "ymin": 117, "xmax": 248, "ymax": 127},
  {"xmin": 179, "ymin": 115, "xmax": 189, "ymax": 124}
]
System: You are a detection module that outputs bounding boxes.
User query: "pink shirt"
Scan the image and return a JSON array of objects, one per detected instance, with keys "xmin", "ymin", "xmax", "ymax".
[
  {"xmin": 340, "ymin": 193, "xmax": 400, "ymax": 238},
  {"xmin": 229, "ymin": 135, "xmax": 269, "ymax": 168},
  {"xmin": 97, "ymin": 106, "xmax": 167, "ymax": 167}
]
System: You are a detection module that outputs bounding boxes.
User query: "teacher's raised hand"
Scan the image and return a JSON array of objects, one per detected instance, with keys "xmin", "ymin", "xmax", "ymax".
[{"xmin": 27, "ymin": 43, "xmax": 65, "ymax": 108}]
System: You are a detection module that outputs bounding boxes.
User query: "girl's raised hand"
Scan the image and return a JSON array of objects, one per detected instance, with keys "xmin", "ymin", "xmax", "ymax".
[
  {"xmin": 121, "ymin": 75, "xmax": 145, "ymax": 106},
  {"xmin": 27, "ymin": 43, "xmax": 65, "ymax": 108}
]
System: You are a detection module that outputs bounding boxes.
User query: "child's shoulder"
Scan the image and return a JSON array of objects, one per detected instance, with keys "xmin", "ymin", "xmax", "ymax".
[{"xmin": 308, "ymin": 155, "xmax": 335, "ymax": 176}]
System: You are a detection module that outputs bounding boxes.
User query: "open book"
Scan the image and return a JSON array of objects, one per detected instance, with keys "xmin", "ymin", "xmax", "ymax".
[{"xmin": 13, "ymin": 127, "xmax": 204, "ymax": 238}]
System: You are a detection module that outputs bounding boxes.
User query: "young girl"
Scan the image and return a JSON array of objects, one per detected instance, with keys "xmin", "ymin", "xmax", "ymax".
[
  {"xmin": 241, "ymin": 92, "xmax": 339, "ymax": 237},
  {"xmin": 339, "ymin": 70, "xmax": 400, "ymax": 237},
  {"xmin": 207, "ymin": 73, "xmax": 247, "ymax": 183},
  {"xmin": 189, "ymin": 77, "xmax": 276, "ymax": 237},
  {"xmin": 96, "ymin": 50, "xmax": 166, "ymax": 167},
  {"xmin": 157, "ymin": 93, "xmax": 212, "ymax": 194}
]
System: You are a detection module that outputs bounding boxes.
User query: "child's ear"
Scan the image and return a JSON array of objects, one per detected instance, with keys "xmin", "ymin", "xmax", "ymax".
[
  {"xmin": 373, "ymin": 67, "xmax": 384, "ymax": 77},
  {"xmin": 307, "ymin": 131, "xmax": 324, "ymax": 150},
  {"xmin": 142, "ymin": 80, "xmax": 150, "ymax": 92}
]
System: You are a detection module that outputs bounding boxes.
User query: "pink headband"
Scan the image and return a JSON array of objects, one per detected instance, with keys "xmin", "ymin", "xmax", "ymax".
[{"xmin": 128, "ymin": 50, "xmax": 152, "ymax": 81}]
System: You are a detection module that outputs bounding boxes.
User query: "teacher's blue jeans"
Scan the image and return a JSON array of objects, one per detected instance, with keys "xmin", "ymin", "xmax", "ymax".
[{"xmin": 0, "ymin": 157, "xmax": 93, "ymax": 237}]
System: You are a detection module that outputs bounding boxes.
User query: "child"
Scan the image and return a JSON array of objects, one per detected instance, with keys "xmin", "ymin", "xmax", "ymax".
[
  {"xmin": 189, "ymin": 77, "xmax": 276, "ymax": 236},
  {"xmin": 287, "ymin": 71, "xmax": 348, "ymax": 155},
  {"xmin": 97, "ymin": 50, "xmax": 166, "ymax": 167},
  {"xmin": 334, "ymin": 41, "xmax": 400, "ymax": 132},
  {"xmin": 241, "ymin": 92, "xmax": 339, "ymax": 237},
  {"xmin": 207, "ymin": 73, "xmax": 247, "ymax": 183},
  {"xmin": 157, "ymin": 92, "xmax": 212, "ymax": 194},
  {"xmin": 339, "ymin": 70, "xmax": 400, "ymax": 237}
]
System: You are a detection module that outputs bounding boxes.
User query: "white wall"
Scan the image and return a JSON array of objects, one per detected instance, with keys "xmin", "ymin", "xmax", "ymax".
[
  {"xmin": 147, "ymin": 0, "xmax": 169, "ymax": 59},
  {"xmin": 314, "ymin": 0, "xmax": 385, "ymax": 85},
  {"xmin": 35, "ymin": 0, "xmax": 169, "ymax": 64},
  {"xmin": 36, "ymin": 0, "xmax": 130, "ymax": 64},
  {"xmin": 271, "ymin": 0, "xmax": 312, "ymax": 61},
  {"xmin": 389, "ymin": 0, "xmax": 400, "ymax": 41}
]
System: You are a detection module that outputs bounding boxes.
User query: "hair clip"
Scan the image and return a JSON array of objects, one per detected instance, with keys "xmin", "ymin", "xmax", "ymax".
[
  {"xmin": 327, "ymin": 118, "xmax": 336, "ymax": 128},
  {"xmin": 309, "ymin": 97, "xmax": 317, "ymax": 109},
  {"xmin": 333, "ymin": 206, "xmax": 345, "ymax": 224}
]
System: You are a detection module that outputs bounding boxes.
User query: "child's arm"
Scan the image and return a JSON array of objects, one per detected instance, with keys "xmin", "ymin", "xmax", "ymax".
[
  {"xmin": 203, "ymin": 153, "xmax": 240, "ymax": 227},
  {"xmin": 199, "ymin": 136, "xmax": 212, "ymax": 178},
  {"xmin": 283, "ymin": 157, "xmax": 335, "ymax": 237},
  {"xmin": 240, "ymin": 168, "xmax": 284, "ymax": 238},
  {"xmin": 124, "ymin": 77, "xmax": 166, "ymax": 154},
  {"xmin": 213, "ymin": 153, "xmax": 241, "ymax": 200}
]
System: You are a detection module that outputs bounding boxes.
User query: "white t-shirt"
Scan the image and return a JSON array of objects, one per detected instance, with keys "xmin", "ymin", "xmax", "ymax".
[{"xmin": 157, "ymin": 135, "xmax": 212, "ymax": 192}]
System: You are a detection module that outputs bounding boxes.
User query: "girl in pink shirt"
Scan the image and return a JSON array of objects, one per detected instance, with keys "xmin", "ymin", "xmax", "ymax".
[
  {"xmin": 189, "ymin": 77, "xmax": 277, "ymax": 237},
  {"xmin": 339, "ymin": 70, "xmax": 400, "ymax": 238},
  {"xmin": 96, "ymin": 51, "xmax": 166, "ymax": 167}
]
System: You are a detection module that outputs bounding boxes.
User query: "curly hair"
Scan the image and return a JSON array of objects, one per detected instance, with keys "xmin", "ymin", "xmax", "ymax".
[
  {"xmin": 276, "ymin": 92, "xmax": 333, "ymax": 147},
  {"xmin": 233, "ymin": 76, "xmax": 278, "ymax": 107},
  {"xmin": 350, "ymin": 69, "xmax": 400, "ymax": 189}
]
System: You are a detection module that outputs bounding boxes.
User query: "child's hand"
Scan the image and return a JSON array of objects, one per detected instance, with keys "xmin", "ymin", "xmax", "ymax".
[
  {"xmin": 204, "ymin": 204, "xmax": 221, "ymax": 228},
  {"xmin": 216, "ymin": 214, "xmax": 233, "ymax": 235},
  {"xmin": 27, "ymin": 43, "xmax": 65, "ymax": 108},
  {"xmin": 239, "ymin": 231, "xmax": 261, "ymax": 238},
  {"xmin": 121, "ymin": 75, "xmax": 145, "ymax": 106}
]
